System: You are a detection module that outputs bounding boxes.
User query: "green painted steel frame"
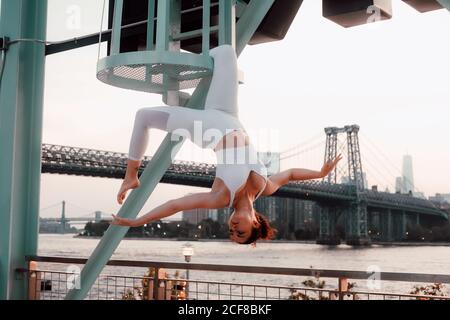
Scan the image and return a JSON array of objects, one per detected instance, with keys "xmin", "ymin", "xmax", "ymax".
[
  {"xmin": 0, "ymin": 0, "xmax": 48, "ymax": 299},
  {"xmin": 156, "ymin": 0, "xmax": 171, "ymax": 52},
  {"xmin": 66, "ymin": 0, "xmax": 276, "ymax": 300},
  {"xmin": 437, "ymin": 0, "xmax": 450, "ymax": 11},
  {"xmin": 98, "ymin": 0, "xmax": 219, "ymax": 94},
  {"xmin": 219, "ymin": 0, "xmax": 234, "ymax": 45},
  {"xmin": 146, "ymin": 0, "xmax": 156, "ymax": 51},
  {"xmin": 111, "ymin": 0, "xmax": 124, "ymax": 55},
  {"xmin": 202, "ymin": 0, "xmax": 211, "ymax": 54},
  {"xmin": 97, "ymin": 50, "xmax": 214, "ymax": 72}
]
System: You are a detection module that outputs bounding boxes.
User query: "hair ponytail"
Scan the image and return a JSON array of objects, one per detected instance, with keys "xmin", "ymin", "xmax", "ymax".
[{"xmin": 241, "ymin": 212, "xmax": 277, "ymax": 245}]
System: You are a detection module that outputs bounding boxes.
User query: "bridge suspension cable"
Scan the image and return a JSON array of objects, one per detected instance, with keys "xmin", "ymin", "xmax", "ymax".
[
  {"xmin": 39, "ymin": 202, "xmax": 62, "ymax": 212},
  {"xmin": 279, "ymin": 140, "xmax": 325, "ymax": 173},
  {"xmin": 359, "ymin": 145, "xmax": 397, "ymax": 192},
  {"xmin": 280, "ymin": 132, "xmax": 324, "ymax": 156},
  {"xmin": 359, "ymin": 133, "xmax": 426, "ymax": 195}
]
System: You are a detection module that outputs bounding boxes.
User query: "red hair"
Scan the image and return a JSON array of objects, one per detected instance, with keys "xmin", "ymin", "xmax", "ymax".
[{"xmin": 240, "ymin": 212, "xmax": 277, "ymax": 245}]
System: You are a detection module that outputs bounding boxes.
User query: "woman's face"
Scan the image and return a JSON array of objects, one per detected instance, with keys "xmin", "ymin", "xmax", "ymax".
[{"xmin": 228, "ymin": 208, "xmax": 259, "ymax": 244}]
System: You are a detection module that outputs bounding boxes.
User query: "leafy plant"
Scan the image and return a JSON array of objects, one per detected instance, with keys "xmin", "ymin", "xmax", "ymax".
[{"xmin": 410, "ymin": 283, "xmax": 448, "ymax": 299}]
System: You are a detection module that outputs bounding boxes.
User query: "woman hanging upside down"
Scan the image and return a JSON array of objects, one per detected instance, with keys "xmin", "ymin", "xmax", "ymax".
[{"xmin": 111, "ymin": 45, "xmax": 342, "ymax": 245}]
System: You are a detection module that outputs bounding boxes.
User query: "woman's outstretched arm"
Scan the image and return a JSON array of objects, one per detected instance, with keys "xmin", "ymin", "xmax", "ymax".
[
  {"xmin": 261, "ymin": 155, "xmax": 343, "ymax": 196},
  {"xmin": 110, "ymin": 191, "xmax": 227, "ymax": 227}
]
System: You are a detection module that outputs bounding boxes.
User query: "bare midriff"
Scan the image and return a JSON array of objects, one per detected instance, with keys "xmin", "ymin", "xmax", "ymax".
[
  {"xmin": 213, "ymin": 129, "xmax": 250, "ymax": 152},
  {"xmin": 212, "ymin": 128, "xmax": 266, "ymax": 204}
]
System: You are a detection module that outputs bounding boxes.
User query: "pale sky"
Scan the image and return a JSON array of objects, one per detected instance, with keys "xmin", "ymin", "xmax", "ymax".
[{"xmin": 40, "ymin": 0, "xmax": 450, "ymax": 218}]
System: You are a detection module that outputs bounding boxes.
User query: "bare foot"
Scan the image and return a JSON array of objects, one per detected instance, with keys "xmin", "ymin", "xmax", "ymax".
[{"xmin": 117, "ymin": 178, "xmax": 140, "ymax": 204}]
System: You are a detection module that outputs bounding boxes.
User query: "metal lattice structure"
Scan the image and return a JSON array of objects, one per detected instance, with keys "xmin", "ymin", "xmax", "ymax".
[
  {"xmin": 322, "ymin": 125, "xmax": 369, "ymax": 245},
  {"xmin": 324, "ymin": 125, "xmax": 364, "ymax": 192},
  {"xmin": 346, "ymin": 125, "xmax": 364, "ymax": 192}
]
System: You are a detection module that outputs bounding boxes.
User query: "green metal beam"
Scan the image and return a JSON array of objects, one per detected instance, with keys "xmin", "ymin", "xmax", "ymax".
[
  {"xmin": 437, "ymin": 0, "xmax": 450, "ymax": 11},
  {"xmin": 0, "ymin": 0, "xmax": 48, "ymax": 300},
  {"xmin": 146, "ymin": 0, "xmax": 156, "ymax": 50},
  {"xmin": 235, "ymin": 0, "xmax": 275, "ymax": 56},
  {"xmin": 202, "ymin": 0, "xmax": 211, "ymax": 54},
  {"xmin": 156, "ymin": 0, "xmax": 171, "ymax": 52}
]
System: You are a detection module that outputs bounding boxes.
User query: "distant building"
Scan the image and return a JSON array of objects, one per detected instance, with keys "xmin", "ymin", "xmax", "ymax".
[
  {"xmin": 395, "ymin": 177, "xmax": 404, "ymax": 193},
  {"xmin": 182, "ymin": 208, "xmax": 218, "ymax": 224},
  {"xmin": 217, "ymin": 207, "xmax": 232, "ymax": 224},
  {"xmin": 39, "ymin": 219, "xmax": 78, "ymax": 234},
  {"xmin": 254, "ymin": 196, "xmax": 318, "ymax": 239},
  {"xmin": 429, "ymin": 193, "xmax": 450, "ymax": 204},
  {"xmin": 402, "ymin": 154, "xmax": 414, "ymax": 194},
  {"xmin": 394, "ymin": 155, "xmax": 416, "ymax": 194},
  {"xmin": 413, "ymin": 192, "xmax": 426, "ymax": 199},
  {"xmin": 362, "ymin": 172, "xmax": 368, "ymax": 189},
  {"xmin": 441, "ymin": 194, "xmax": 450, "ymax": 203},
  {"xmin": 95, "ymin": 211, "xmax": 102, "ymax": 223}
]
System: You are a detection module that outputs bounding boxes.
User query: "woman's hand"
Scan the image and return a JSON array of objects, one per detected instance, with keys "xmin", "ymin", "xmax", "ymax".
[
  {"xmin": 320, "ymin": 154, "xmax": 343, "ymax": 178},
  {"xmin": 110, "ymin": 214, "xmax": 136, "ymax": 227}
]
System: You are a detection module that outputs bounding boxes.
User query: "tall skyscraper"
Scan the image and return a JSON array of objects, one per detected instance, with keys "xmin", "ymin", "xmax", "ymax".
[
  {"xmin": 402, "ymin": 155, "xmax": 414, "ymax": 194},
  {"xmin": 362, "ymin": 172, "xmax": 368, "ymax": 189},
  {"xmin": 395, "ymin": 177, "xmax": 404, "ymax": 193}
]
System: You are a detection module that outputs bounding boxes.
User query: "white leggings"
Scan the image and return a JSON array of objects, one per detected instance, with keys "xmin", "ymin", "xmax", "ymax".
[{"xmin": 128, "ymin": 45, "xmax": 242, "ymax": 161}]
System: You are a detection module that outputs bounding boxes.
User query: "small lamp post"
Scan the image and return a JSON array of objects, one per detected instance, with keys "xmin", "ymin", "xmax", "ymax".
[{"xmin": 182, "ymin": 243, "xmax": 194, "ymax": 298}]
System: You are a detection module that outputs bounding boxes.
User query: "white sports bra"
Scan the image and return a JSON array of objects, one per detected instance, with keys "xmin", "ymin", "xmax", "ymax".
[{"xmin": 215, "ymin": 144, "xmax": 268, "ymax": 207}]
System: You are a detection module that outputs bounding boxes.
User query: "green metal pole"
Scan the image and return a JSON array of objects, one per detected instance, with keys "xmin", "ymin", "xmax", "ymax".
[
  {"xmin": 219, "ymin": 0, "xmax": 234, "ymax": 45},
  {"xmin": 61, "ymin": 201, "xmax": 66, "ymax": 234},
  {"xmin": 235, "ymin": 0, "xmax": 274, "ymax": 56},
  {"xmin": 65, "ymin": 0, "xmax": 275, "ymax": 300},
  {"xmin": 0, "ymin": 0, "xmax": 48, "ymax": 300},
  {"xmin": 156, "ymin": 0, "xmax": 171, "ymax": 52},
  {"xmin": 437, "ymin": 0, "xmax": 450, "ymax": 11},
  {"xmin": 146, "ymin": 0, "xmax": 156, "ymax": 51},
  {"xmin": 202, "ymin": 0, "xmax": 211, "ymax": 54},
  {"xmin": 111, "ymin": 0, "xmax": 124, "ymax": 55}
]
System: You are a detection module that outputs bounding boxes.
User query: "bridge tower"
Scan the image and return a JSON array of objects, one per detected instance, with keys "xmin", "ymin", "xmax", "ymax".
[
  {"xmin": 60, "ymin": 201, "xmax": 67, "ymax": 234},
  {"xmin": 318, "ymin": 125, "xmax": 370, "ymax": 246},
  {"xmin": 95, "ymin": 211, "xmax": 102, "ymax": 223}
]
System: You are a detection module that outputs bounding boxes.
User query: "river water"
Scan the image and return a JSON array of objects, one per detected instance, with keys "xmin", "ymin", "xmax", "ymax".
[{"xmin": 38, "ymin": 234, "xmax": 450, "ymax": 297}]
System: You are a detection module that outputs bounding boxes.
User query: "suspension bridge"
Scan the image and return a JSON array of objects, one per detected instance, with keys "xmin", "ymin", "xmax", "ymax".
[
  {"xmin": 39, "ymin": 201, "xmax": 112, "ymax": 228},
  {"xmin": 40, "ymin": 124, "xmax": 448, "ymax": 245}
]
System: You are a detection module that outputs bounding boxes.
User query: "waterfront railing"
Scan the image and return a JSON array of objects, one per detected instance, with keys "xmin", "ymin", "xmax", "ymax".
[{"xmin": 22, "ymin": 256, "xmax": 450, "ymax": 300}]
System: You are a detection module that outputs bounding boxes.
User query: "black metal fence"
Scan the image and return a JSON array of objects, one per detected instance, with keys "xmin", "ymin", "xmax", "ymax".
[{"xmin": 24, "ymin": 256, "xmax": 450, "ymax": 300}]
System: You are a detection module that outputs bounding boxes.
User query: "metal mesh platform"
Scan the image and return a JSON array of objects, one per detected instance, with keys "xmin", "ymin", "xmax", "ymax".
[{"xmin": 97, "ymin": 51, "xmax": 213, "ymax": 94}]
